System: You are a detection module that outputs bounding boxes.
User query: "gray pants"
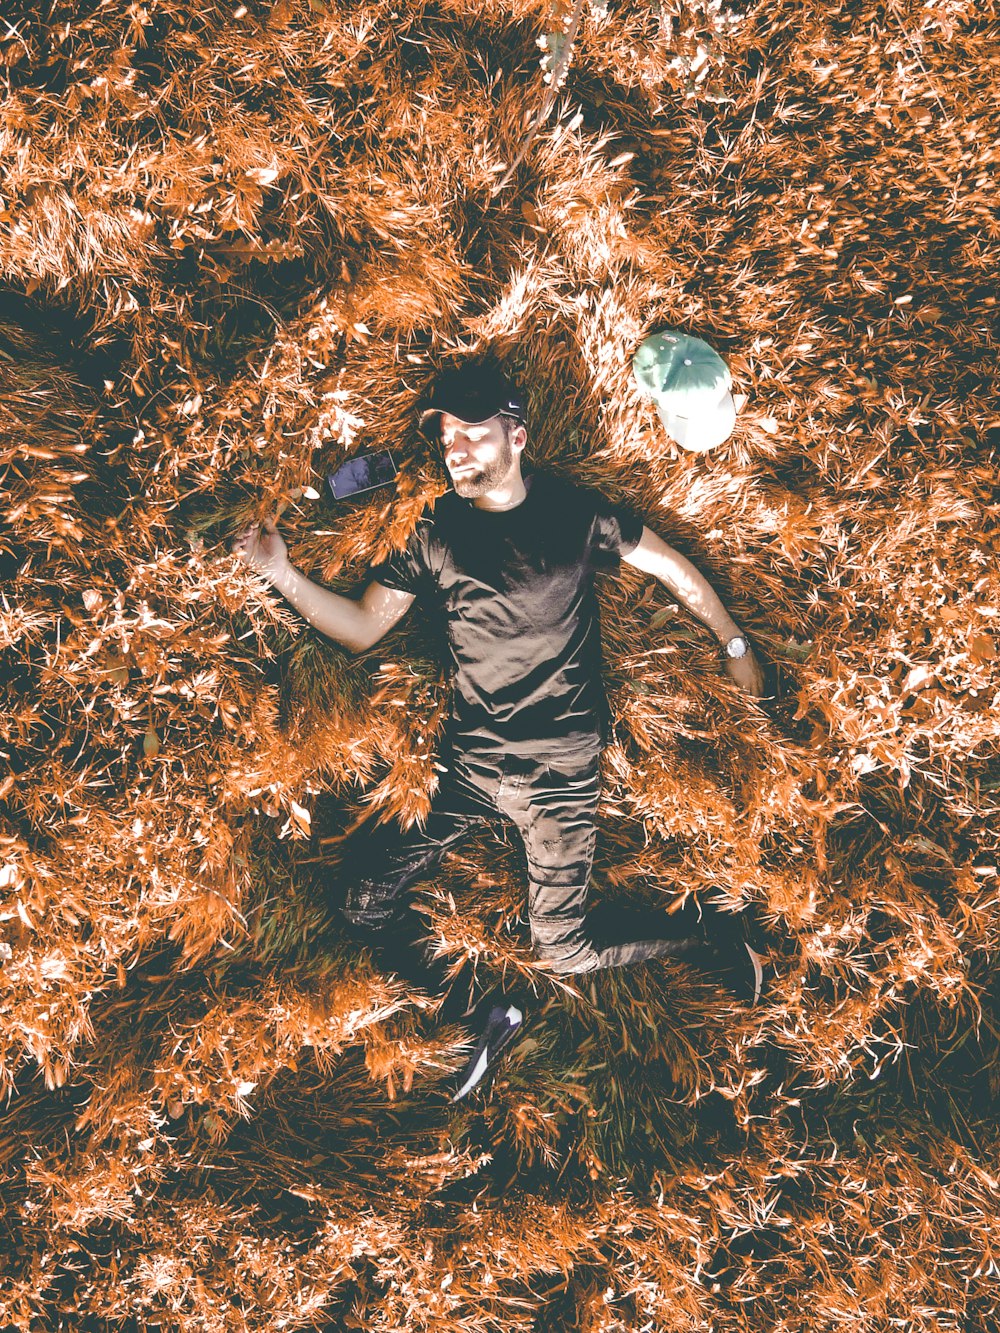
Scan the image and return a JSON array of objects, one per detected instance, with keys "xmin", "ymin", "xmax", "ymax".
[{"xmin": 339, "ymin": 745, "xmax": 705, "ymax": 1002}]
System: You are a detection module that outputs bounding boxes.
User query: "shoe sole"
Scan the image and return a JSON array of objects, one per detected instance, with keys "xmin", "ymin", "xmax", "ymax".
[
  {"xmin": 745, "ymin": 943, "xmax": 764, "ymax": 1004},
  {"xmin": 451, "ymin": 1005, "xmax": 523, "ymax": 1102}
]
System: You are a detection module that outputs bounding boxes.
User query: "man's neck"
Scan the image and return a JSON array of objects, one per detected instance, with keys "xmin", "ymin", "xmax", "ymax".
[{"xmin": 472, "ymin": 469, "xmax": 531, "ymax": 512}]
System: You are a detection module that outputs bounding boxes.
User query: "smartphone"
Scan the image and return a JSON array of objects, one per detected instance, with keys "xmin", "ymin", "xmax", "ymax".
[{"xmin": 327, "ymin": 450, "xmax": 398, "ymax": 500}]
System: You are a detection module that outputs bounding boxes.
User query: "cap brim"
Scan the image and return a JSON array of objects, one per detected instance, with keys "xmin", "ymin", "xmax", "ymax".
[
  {"xmin": 659, "ymin": 392, "xmax": 737, "ymax": 452},
  {"xmin": 418, "ymin": 406, "xmax": 499, "ymax": 431}
]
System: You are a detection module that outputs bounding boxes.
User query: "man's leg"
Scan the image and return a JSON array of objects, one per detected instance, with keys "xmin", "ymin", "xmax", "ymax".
[
  {"xmin": 337, "ymin": 751, "xmax": 500, "ymax": 1013},
  {"xmin": 451, "ymin": 749, "xmax": 767, "ymax": 1102},
  {"xmin": 512, "ymin": 753, "xmax": 747, "ymax": 979},
  {"xmin": 336, "ymin": 749, "xmax": 531, "ymax": 1100},
  {"xmin": 338, "ymin": 814, "xmax": 469, "ymax": 1003}
]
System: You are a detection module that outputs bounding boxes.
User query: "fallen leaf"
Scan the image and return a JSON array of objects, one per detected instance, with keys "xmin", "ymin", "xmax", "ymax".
[
  {"xmin": 246, "ymin": 166, "xmax": 280, "ymax": 186},
  {"xmin": 778, "ymin": 638, "xmax": 814, "ymax": 662},
  {"xmin": 649, "ymin": 604, "xmax": 678, "ymax": 630},
  {"xmin": 902, "ymin": 664, "xmax": 935, "ymax": 692}
]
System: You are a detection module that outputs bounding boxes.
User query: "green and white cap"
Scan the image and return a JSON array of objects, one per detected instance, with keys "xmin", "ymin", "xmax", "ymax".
[{"xmin": 632, "ymin": 330, "xmax": 736, "ymax": 452}]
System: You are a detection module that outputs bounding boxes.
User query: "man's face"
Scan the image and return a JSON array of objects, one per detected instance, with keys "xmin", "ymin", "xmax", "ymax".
[{"xmin": 439, "ymin": 412, "xmax": 520, "ymax": 498}]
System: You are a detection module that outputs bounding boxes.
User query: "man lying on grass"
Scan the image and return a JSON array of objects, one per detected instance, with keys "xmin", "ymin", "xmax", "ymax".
[{"xmin": 234, "ymin": 360, "xmax": 769, "ymax": 1101}]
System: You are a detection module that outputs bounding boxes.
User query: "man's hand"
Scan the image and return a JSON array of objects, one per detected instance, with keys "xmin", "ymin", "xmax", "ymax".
[
  {"xmin": 725, "ymin": 646, "xmax": 767, "ymax": 698},
  {"xmin": 232, "ymin": 519, "xmax": 290, "ymax": 586},
  {"xmin": 622, "ymin": 529, "xmax": 772, "ymax": 698},
  {"xmin": 231, "ymin": 520, "xmax": 414, "ymax": 651}
]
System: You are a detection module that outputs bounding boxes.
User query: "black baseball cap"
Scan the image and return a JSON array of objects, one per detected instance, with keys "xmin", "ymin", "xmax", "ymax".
[{"xmin": 419, "ymin": 361, "xmax": 524, "ymax": 433}]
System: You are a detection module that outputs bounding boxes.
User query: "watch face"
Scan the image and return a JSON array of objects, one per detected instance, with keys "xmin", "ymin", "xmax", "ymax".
[{"xmin": 726, "ymin": 635, "xmax": 749, "ymax": 659}]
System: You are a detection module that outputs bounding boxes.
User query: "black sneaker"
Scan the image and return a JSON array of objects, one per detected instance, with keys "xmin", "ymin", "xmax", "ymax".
[
  {"xmin": 698, "ymin": 900, "xmax": 768, "ymax": 1004},
  {"xmin": 715, "ymin": 937, "xmax": 766, "ymax": 1004},
  {"xmin": 451, "ymin": 1002, "xmax": 523, "ymax": 1102}
]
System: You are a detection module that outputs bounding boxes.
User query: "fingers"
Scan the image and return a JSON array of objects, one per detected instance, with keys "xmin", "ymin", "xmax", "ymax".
[
  {"xmin": 233, "ymin": 519, "xmax": 277, "ymax": 542},
  {"xmin": 231, "ymin": 523, "xmax": 267, "ymax": 561},
  {"xmin": 753, "ymin": 656, "xmax": 769, "ymax": 698},
  {"xmin": 725, "ymin": 654, "xmax": 769, "ymax": 699},
  {"xmin": 231, "ymin": 524, "xmax": 258, "ymax": 556}
]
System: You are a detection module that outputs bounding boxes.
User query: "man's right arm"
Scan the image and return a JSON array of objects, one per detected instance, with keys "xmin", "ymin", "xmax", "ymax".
[
  {"xmin": 271, "ymin": 565, "xmax": 413, "ymax": 652},
  {"xmin": 233, "ymin": 520, "xmax": 414, "ymax": 653}
]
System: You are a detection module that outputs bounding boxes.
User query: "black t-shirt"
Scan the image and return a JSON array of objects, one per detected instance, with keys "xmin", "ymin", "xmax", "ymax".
[{"xmin": 369, "ymin": 470, "xmax": 643, "ymax": 757}]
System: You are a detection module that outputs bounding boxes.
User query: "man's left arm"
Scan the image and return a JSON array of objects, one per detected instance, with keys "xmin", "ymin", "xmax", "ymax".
[{"xmin": 622, "ymin": 526, "xmax": 767, "ymax": 697}]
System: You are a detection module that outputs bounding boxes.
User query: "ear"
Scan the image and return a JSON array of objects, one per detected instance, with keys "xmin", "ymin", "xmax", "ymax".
[{"xmin": 510, "ymin": 423, "xmax": 528, "ymax": 455}]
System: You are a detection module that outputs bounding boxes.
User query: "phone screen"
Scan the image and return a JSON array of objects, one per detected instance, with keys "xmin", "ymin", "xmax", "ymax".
[{"xmin": 327, "ymin": 450, "xmax": 398, "ymax": 500}]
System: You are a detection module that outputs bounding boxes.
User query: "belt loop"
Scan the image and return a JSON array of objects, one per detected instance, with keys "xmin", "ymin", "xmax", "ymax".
[
  {"xmin": 498, "ymin": 751, "xmax": 522, "ymax": 801},
  {"xmin": 498, "ymin": 752, "xmax": 512, "ymax": 801}
]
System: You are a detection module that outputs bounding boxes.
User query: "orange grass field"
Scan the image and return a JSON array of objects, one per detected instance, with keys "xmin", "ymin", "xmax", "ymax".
[{"xmin": 2, "ymin": 1, "xmax": 1000, "ymax": 1328}]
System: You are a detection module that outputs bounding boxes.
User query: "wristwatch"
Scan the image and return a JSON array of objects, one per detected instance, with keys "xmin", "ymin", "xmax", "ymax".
[{"xmin": 724, "ymin": 634, "xmax": 750, "ymax": 660}]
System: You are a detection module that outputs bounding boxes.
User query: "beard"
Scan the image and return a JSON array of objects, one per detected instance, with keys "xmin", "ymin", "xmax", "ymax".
[{"xmin": 448, "ymin": 435, "xmax": 515, "ymax": 498}]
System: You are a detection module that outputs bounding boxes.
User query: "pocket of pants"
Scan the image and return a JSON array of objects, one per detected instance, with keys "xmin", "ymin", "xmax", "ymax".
[{"xmin": 542, "ymin": 755, "xmax": 601, "ymax": 794}]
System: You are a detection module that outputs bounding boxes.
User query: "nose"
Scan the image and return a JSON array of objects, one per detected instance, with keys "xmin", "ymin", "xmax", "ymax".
[{"xmin": 444, "ymin": 433, "xmax": 470, "ymax": 464}]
